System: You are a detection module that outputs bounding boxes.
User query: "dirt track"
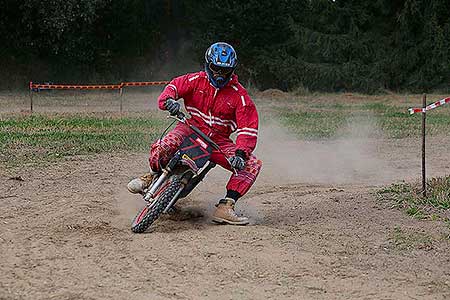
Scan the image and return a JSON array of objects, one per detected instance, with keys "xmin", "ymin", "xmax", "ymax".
[{"xmin": 1, "ymin": 94, "xmax": 450, "ymax": 299}]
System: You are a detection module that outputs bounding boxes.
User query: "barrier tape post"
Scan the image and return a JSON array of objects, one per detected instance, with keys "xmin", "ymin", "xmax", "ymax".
[
  {"xmin": 119, "ymin": 86, "xmax": 123, "ymax": 114},
  {"xmin": 29, "ymin": 81, "xmax": 33, "ymax": 112},
  {"xmin": 408, "ymin": 94, "xmax": 450, "ymax": 197},
  {"xmin": 421, "ymin": 94, "xmax": 426, "ymax": 197}
]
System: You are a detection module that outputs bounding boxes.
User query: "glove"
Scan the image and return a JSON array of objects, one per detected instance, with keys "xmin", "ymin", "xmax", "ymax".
[
  {"xmin": 165, "ymin": 98, "xmax": 180, "ymax": 115},
  {"xmin": 229, "ymin": 149, "xmax": 246, "ymax": 171}
]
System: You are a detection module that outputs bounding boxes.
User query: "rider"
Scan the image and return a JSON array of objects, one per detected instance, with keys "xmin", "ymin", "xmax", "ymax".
[{"xmin": 127, "ymin": 42, "xmax": 262, "ymax": 225}]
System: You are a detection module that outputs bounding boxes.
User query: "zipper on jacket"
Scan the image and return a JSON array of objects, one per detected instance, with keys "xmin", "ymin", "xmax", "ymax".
[
  {"xmin": 211, "ymin": 88, "xmax": 218, "ymax": 131},
  {"xmin": 207, "ymin": 87, "xmax": 218, "ymax": 137}
]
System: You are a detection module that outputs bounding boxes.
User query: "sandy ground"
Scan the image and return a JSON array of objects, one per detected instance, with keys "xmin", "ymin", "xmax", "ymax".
[{"xmin": 1, "ymin": 93, "xmax": 450, "ymax": 299}]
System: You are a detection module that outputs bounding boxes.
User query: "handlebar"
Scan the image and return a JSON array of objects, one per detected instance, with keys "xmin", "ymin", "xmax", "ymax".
[
  {"xmin": 169, "ymin": 111, "xmax": 220, "ymax": 151},
  {"xmin": 168, "ymin": 110, "xmax": 239, "ymax": 174}
]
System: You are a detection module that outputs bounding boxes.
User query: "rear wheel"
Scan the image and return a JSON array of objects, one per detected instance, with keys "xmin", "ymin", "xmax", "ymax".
[{"xmin": 131, "ymin": 176, "xmax": 182, "ymax": 233}]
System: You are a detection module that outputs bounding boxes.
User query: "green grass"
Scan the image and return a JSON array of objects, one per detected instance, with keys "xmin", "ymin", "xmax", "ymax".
[
  {"xmin": 278, "ymin": 100, "xmax": 450, "ymax": 139},
  {"xmin": 377, "ymin": 175, "xmax": 450, "ymax": 221},
  {"xmin": 378, "ymin": 177, "xmax": 450, "ymax": 242},
  {"xmin": 279, "ymin": 110, "xmax": 346, "ymax": 138},
  {"xmin": 2, "ymin": 94, "xmax": 450, "ymax": 167},
  {"xmin": 0, "ymin": 113, "xmax": 166, "ymax": 167},
  {"xmin": 388, "ymin": 226, "xmax": 434, "ymax": 251}
]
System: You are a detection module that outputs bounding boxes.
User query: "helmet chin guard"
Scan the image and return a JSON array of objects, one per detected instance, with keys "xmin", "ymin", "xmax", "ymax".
[{"xmin": 204, "ymin": 42, "xmax": 238, "ymax": 89}]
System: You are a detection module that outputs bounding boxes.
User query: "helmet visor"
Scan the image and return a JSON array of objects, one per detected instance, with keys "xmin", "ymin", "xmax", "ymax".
[{"xmin": 208, "ymin": 63, "xmax": 234, "ymax": 76}]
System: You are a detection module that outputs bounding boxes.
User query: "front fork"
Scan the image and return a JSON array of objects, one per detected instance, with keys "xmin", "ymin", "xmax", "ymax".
[
  {"xmin": 144, "ymin": 171, "xmax": 192, "ymax": 214},
  {"xmin": 143, "ymin": 169, "xmax": 169, "ymax": 201},
  {"xmin": 143, "ymin": 151, "xmax": 182, "ymax": 202},
  {"xmin": 143, "ymin": 153, "xmax": 215, "ymax": 212},
  {"xmin": 161, "ymin": 161, "xmax": 216, "ymax": 213}
]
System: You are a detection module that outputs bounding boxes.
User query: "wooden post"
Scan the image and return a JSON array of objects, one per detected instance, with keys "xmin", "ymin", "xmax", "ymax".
[
  {"xmin": 29, "ymin": 81, "xmax": 34, "ymax": 113},
  {"xmin": 422, "ymin": 94, "xmax": 426, "ymax": 198},
  {"xmin": 119, "ymin": 87, "xmax": 123, "ymax": 114}
]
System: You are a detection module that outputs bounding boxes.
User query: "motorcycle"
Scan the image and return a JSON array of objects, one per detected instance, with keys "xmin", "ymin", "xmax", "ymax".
[{"xmin": 131, "ymin": 110, "xmax": 235, "ymax": 233}]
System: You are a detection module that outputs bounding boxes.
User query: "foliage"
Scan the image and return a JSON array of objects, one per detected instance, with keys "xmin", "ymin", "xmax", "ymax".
[
  {"xmin": 0, "ymin": 0, "xmax": 169, "ymax": 84},
  {"xmin": 1, "ymin": 0, "xmax": 449, "ymax": 92}
]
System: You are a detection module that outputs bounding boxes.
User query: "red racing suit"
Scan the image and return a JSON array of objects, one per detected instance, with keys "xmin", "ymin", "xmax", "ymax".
[{"xmin": 149, "ymin": 71, "xmax": 262, "ymax": 196}]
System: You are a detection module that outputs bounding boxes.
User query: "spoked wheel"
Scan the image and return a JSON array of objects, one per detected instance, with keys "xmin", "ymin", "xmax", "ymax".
[{"xmin": 131, "ymin": 176, "xmax": 182, "ymax": 233}]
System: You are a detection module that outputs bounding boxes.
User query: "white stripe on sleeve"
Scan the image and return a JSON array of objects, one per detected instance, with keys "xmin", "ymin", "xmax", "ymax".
[
  {"xmin": 167, "ymin": 84, "xmax": 178, "ymax": 98},
  {"xmin": 237, "ymin": 131, "xmax": 258, "ymax": 137}
]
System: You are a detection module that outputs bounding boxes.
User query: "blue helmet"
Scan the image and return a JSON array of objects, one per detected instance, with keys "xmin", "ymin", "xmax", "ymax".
[{"xmin": 204, "ymin": 42, "xmax": 238, "ymax": 89}]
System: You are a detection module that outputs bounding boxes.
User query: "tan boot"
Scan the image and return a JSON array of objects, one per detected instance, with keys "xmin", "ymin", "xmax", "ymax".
[
  {"xmin": 127, "ymin": 173, "xmax": 155, "ymax": 194},
  {"xmin": 212, "ymin": 198, "xmax": 249, "ymax": 225}
]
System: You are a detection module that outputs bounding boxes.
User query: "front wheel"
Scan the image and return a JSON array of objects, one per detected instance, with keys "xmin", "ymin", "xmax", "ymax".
[{"xmin": 131, "ymin": 176, "xmax": 182, "ymax": 233}]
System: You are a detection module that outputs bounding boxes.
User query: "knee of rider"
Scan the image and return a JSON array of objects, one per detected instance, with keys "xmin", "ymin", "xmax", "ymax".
[
  {"xmin": 150, "ymin": 140, "xmax": 171, "ymax": 157},
  {"xmin": 150, "ymin": 141, "xmax": 160, "ymax": 153}
]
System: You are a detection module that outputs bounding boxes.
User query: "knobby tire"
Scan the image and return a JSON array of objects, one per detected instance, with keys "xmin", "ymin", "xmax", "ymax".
[{"xmin": 131, "ymin": 176, "xmax": 181, "ymax": 233}]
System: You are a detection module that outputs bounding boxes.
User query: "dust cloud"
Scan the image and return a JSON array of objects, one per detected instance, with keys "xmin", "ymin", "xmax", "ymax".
[
  {"xmin": 168, "ymin": 114, "xmax": 399, "ymax": 221},
  {"xmin": 112, "ymin": 187, "xmax": 145, "ymax": 229},
  {"xmin": 114, "ymin": 112, "xmax": 401, "ymax": 225},
  {"xmin": 254, "ymin": 117, "xmax": 398, "ymax": 186}
]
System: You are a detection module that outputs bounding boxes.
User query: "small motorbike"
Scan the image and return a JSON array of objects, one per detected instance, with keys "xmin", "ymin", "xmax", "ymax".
[{"xmin": 131, "ymin": 111, "xmax": 233, "ymax": 233}]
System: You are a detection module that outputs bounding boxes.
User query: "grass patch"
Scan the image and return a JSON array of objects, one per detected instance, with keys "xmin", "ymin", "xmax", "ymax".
[
  {"xmin": 388, "ymin": 226, "xmax": 434, "ymax": 251},
  {"xmin": 307, "ymin": 102, "xmax": 350, "ymax": 110},
  {"xmin": 279, "ymin": 110, "xmax": 346, "ymax": 138},
  {"xmin": 0, "ymin": 113, "xmax": 167, "ymax": 167},
  {"xmin": 3, "ymin": 93, "xmax": 450, "ymax": 166},
  {"xmin": 358, "ymin": 102, "xmax": 391, "ymax": 112},
  {"xmin": 377, "ymin": 175, "xmax": 450, "ymax": 221},
  {"xmin": 278, "ymin": 99, "xmax": 450, "ymax": 139}
]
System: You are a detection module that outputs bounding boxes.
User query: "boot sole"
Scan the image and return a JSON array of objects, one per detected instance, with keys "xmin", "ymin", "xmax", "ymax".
[{"xmin": 211, "ymin": 217, "xmax": 249, "ymax": 226}]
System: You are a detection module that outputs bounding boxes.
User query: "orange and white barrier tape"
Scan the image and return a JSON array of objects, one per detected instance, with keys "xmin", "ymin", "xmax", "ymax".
[
  {"xmin": 123, "ymin": 81, "xmax": 169, "ymax": 87},
  {"xmin": 30, "ymin": 82, "xmax": 122, "ymax": 90},
  {"xmin": 409, "ymin": 97, "xmax": 450, "ymax": 114},
  {"xmin": 29, "ymin": 80, "xmax": 169, "ymax": 91}
]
